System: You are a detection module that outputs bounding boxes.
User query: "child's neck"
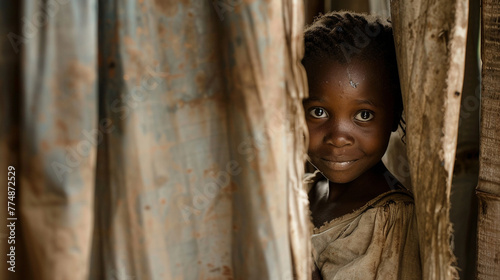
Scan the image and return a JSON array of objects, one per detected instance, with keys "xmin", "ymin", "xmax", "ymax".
[
  {"xmin": 309, "ymin": 161, "xmax": 401, "ymax": 228},
  {"xmin": 327, "ymin": 161, "xmax": 393, "ymax": 203}
]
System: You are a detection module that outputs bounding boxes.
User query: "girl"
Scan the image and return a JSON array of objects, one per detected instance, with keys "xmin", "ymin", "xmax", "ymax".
[{"xmin": 302, "ymin": 12, "xmax": 422, "ymax": 279}]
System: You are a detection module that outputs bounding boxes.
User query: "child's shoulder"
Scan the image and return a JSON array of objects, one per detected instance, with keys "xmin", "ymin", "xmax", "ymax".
[{"xmin": 370, "ymin": 187, "xmax": 415, "ymax": 207}]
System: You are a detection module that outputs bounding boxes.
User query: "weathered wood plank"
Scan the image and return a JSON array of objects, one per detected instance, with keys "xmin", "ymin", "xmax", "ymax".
[
  {"xmin": 476, "ymin": 192, "xmax": 500, "ymax": 279},
  {"xmin": 476, "ymin": 0, "xmax": 500, "ymax": 278},
  {"xmin": 391, "ymin": 0, "xmax": 468, "ymax": 279}
]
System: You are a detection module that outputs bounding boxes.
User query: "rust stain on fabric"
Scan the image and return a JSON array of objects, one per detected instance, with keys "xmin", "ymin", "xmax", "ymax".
[
  {"xmin": 40, "ymin": 141, "xmax": 50, "ymax": 151},
  {"xmin": 204, "ymin": 164, "xmax": 219, "ymax": 178},
  {"xmin": 155, "ymin": 176, "xmax": 168, "ymax": 185},
  {"xmin": 153, "ymin": 0, "xmax": 178, "ymax": 16},
  {"xmin": 66, "ymin": 60, "xmax": 96, "ymax": 91},
  {"xmin": 222, "ymin": 265, "xmax": 232, "ymax": 276}
]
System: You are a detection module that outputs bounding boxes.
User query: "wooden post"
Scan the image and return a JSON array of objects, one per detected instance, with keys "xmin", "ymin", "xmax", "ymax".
[
  {"xmin": 391, "ymin": 0, "xmax": 468, "ymax": 279},
  {"xmin": 476, "ymin": 0, "xmax": 500, "ymax": 279}
]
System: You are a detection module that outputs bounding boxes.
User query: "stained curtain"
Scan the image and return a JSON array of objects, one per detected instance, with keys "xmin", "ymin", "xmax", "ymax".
[{"xmin": 0, "ymin": 1, "xmax": 311, "ymax": 279}]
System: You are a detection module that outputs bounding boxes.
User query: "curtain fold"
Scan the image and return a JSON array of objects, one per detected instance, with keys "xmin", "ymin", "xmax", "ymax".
[
  {"xmin": 18, "ymin": 1, "xmax": 98, "ymax": 279},
  {"xmin": 1, "ymin": 1, "xmax": 310, "ymax": 279}
]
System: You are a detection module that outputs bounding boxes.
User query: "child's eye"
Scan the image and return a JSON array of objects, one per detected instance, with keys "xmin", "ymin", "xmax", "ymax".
[
  {"xmin": 309, "ymin": 107, "xmax": 328, "ymax": 119},
  {"xmin": 354, "ymin": 110, "xmax": 374, "ymax": 121}
]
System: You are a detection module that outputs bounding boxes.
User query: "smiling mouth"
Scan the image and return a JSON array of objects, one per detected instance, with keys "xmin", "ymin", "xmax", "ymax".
[{"xmin": 320, "ymin": 158, "xmax": 358, "ymax": 170}]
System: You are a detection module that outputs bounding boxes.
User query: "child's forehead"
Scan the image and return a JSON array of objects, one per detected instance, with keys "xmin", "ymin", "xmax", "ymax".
[
  {"xmin": 306, "ymin": 56, "xmax": 386, "ymax": 72},
  {"xmin": 304, "ymin": 58, "xmax": 395, "ymax": 104},
  {"xmin": 306, "ymin": 58, "xmax": 389, "ymax": 86}
]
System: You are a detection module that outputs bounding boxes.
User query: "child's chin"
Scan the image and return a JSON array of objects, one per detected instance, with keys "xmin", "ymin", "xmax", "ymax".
[
  {"xmin": 330, "ymin": 179, "xmax": 355, "ymax": 184},
  {"xmin": 322, "ymin": 172, "xmax": 358, "ymax": 184}
]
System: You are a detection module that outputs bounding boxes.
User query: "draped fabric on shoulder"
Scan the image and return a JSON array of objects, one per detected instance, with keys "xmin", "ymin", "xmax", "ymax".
[
  {"xmin": 0, "ymin": 1, "xmax": 311, "ymax": 279},
  {"xmin": 307, "ymin": 173, "xmax": 421, "ymax": 280}
]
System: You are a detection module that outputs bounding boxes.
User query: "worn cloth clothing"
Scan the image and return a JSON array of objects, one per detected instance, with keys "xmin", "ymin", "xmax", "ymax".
[{"xmin": 307, "ymin": 173, "xmax": 422, "ymax": 280}]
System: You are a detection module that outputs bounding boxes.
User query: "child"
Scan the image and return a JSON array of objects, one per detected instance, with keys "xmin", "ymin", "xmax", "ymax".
[{"xmin": 302, "ymin": 12, "xmax": 422, "ymax": 279}]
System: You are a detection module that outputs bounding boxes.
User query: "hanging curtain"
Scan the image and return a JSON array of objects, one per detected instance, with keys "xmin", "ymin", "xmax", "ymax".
[
  {"xmin": 0, "ymin": 1, "xmax": 311, "ymax": 279},
  {"xmin": 391, "ymin": 0, "xmax": 469, "ymax": 279}
]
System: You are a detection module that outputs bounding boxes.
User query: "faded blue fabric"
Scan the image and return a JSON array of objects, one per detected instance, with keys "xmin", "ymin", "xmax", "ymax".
[{"xmin": 0, "ymin": 1, "xmax": 310, "ymax": 280}]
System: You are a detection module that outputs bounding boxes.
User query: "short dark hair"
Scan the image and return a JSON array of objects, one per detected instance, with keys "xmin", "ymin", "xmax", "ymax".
[{"xmin": 303, "ymin": 11, "xmax": 405, "ymax": 141}]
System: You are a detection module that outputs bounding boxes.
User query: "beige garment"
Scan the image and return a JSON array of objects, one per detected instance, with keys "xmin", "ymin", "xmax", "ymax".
[{"xmin": 311, "ymin": 189, "xmax": 422, "ymax": 280}]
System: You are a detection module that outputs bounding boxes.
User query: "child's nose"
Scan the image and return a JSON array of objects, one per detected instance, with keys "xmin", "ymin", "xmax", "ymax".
[{"xmin": 323, "ymin": 119, "xmax": 354, "ymax": 148}]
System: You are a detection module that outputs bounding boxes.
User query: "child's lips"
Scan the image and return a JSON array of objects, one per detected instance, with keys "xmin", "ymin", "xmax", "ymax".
[
  {"xmin": 320, "ymin": 158, "xmax": 358, "ymax": 170},
  {"xmin": 321, "ymin": 156, "xmax": 359, "ymax": 162}
]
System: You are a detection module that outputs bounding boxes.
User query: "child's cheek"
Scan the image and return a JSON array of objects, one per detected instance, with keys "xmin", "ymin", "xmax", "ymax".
[{"xmin": 307, "ymin": 126, "xmax": 322, "ymax": 152}]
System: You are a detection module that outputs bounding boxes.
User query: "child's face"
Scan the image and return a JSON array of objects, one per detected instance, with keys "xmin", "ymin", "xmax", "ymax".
[{"xmin": 303, "ymin": 58, "xmax": 396, "ymax": 184}]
